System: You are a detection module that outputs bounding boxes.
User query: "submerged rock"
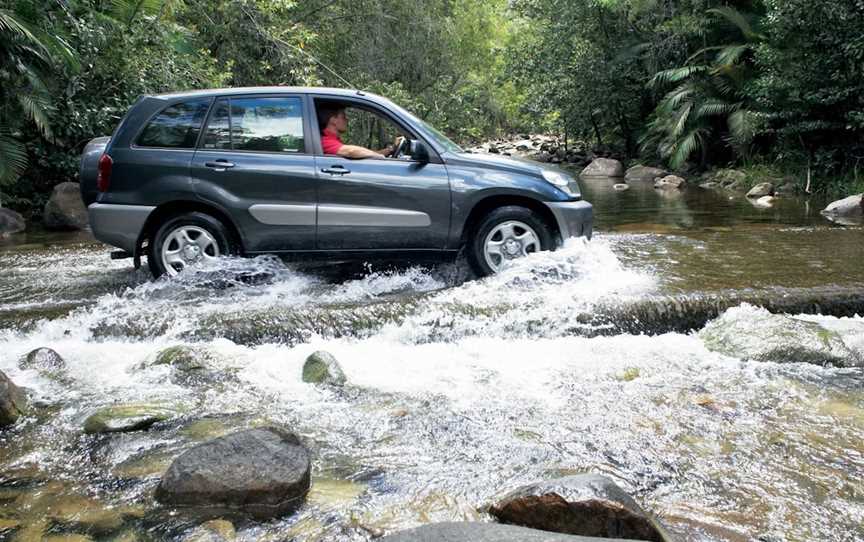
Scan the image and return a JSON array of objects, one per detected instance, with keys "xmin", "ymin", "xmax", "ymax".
[
  {"xmin": 0, "ymin": 369, "xmax": 27, "ymax": 427},
  {"xmin": 83, "ymin": 404, "xmax": 178, "ymax": 434},
  {"xmin": 746, "ymin": 182, "xmax": 774, "ymax": 198},
  {"xmin": 580, "ymin": 158, "xmax": 624, "ymax": 178},
  {"xmin": 156, "ymin": 427, "xmax": 311, "ymax": 519},
  {"xmin": 183, "ymin": 519, "xmax": 236, "ymax": 542},
  {"xmin": 699, "ymin": 304, "xmax": 862, "ymax": 367},
  {"xmin": 381, "ymin": 522, "xmax": 632, "ymax": 541},
  {"xmin": 612, "ymin": 183, "xmax": 630, "ymax": 191},
  {"xmin": 302, "ymin": 350, "xmax": 347, "ymax": 386},
  {"xmin": 654, "ymin": 175, "xmax": 687, "ymax": 190},
  {"xmin": 19, "ymin": 347, "xmax": 67, "ymax": 380},
  {"xmin": 488, "ymin": 474, "xmax": 670, "ymax": 542},
  {"xmin": 43, "ymin": 182, "xmax": 88, "ymax": 230},
  {"xmin": 147, "ymin": 345, "xmax": 234, "ymax": 386},
  {"xmin": 625, "ymin": 165, "xmax": 668, "ymax": 183},
  {"xmin": 0, "ymin": 207, "xmax": 25, "ymax": 236},
  {"xmin": 821, "ymin": 194, "xmax": 863, "ymax": 225}
]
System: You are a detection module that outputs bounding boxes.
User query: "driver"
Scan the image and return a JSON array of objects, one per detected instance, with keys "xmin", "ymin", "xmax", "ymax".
[{"xmin": 318, "ymin": 106, "xmax": 404, "ymax": 159}]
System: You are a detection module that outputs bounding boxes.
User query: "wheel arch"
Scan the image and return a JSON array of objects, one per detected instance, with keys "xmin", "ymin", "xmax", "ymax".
[
  {"xmin": 460, "ymin": 195, "xmax": 561, "ymax": 248},
  {"xmin": 134, "ymin": 200, "xmax": 244, "ymax": 268}
]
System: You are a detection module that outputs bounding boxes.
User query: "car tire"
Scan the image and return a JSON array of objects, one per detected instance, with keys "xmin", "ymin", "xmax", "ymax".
[
  {"xmin": 467, "ymin": 205, "xmax": 553, "ymax": 277},
  {"xmin": 148, "ymin": 212, "xmax": 235, "ymax": 278}
]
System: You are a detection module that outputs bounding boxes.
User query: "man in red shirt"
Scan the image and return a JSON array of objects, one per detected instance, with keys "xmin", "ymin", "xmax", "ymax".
[{"xmin": 318, "ymin": 106, "xmax": 403, "ymax": 159}]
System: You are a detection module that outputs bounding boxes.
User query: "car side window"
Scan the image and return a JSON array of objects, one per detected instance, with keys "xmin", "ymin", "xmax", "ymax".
[
  {"xmin": 202, "ymin": 99, "xmax": 231, "ymax": 150},
  {"xmin": 137, "ymin": 98, "xmax": 210, "ymax": 148}
]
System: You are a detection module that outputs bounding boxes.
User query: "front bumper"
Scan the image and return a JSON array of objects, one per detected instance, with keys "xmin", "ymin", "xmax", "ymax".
[
  {"xmin": 544, "ymin": 200, "xmax": 593, "ymax": 242},
  {"xmin": 88, "ymin": 203, "xmax": 155, "ymax": 252}
]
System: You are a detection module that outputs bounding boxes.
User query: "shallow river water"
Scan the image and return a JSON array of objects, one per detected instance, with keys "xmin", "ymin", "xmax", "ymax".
[{"xmin": 1, "ymin": 177, "xmax": 863, "ymax": 542}]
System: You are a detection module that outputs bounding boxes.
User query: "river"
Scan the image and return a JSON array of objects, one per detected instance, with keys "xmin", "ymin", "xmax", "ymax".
[{"xmin": 0, "ymin": 177, "xmax": 862, "ymax": 541}]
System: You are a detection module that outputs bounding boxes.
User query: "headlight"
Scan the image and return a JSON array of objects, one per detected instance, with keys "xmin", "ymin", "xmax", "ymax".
[{"xmin": 542, "ymin": 170, "xmax": 581, "ymax": 199}]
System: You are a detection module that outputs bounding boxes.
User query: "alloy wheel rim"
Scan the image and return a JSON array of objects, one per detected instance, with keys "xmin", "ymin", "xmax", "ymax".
[
  {"xmin": 160, "ymin": 225, "xmax": 220, "ymax": 276},
  {"xmin": 483, "ymin": 220, "xmax": 540, "ymax": 273}
]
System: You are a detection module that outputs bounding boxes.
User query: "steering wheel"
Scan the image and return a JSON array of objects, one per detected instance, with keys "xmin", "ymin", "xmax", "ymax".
[{"xmin": 390, "ymin": 137, "xmax": 409, "ymax": 158}]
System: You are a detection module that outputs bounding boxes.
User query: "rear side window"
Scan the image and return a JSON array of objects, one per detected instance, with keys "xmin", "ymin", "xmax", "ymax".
[
  {"xmin": 201, "ymin": 96, "xmax": 305, "ymax": 153},
  {"xmin": 137, "ymin": 99, "xmax": 210, "ymax": 148}
]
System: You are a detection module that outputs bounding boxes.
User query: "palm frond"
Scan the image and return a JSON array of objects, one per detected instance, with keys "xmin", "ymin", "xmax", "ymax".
[
  {"xmin": 714, "ymin": 44, "xmax": 751, "ymax": 67},
  {"xmin": 728, "ymin": 108, "xmax": 761, "ymax": 146},
  {"xmin": 17, "ymin": 94, "xmax": 53, "ymax": 139},
  {"xmin": 707, "ymin": 7, "xmax": 763, "ymax": 41},
  {"xmin": 669, "ymin": 128, "xmax": 705, "ymax": 169},
  {"xmin": 109, "ymin": 0, "xmax": 164, "ymax": 26},
  {"xmin": 672, "ymin": 102, "xmax": 693, "ymax": 139},
  {"xmin": 695, "ymin": 99, "xmax": 734, "ymax": 119},
  {"xmin": 0, "ymin": 129, "xmax": 28, "ymax": 186},
  {"xmin": 649, "ymin": 65, "xmax": 707, "ymax": 89}
]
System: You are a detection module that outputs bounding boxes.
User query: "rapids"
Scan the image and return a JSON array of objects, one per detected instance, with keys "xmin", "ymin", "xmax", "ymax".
[{"xmin": 1, "ymin": 178, "xmax": 863, "ymax": 541}]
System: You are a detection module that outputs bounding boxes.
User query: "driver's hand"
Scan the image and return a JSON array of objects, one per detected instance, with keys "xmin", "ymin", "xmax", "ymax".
[{"xmin": 390, "ymin": 136, "xmax": 406, "ymax": 156}]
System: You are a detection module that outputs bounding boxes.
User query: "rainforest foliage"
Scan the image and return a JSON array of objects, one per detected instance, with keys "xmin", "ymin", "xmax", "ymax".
[{"xmin": 1, "ymin": 0, "xmax": 863, "ymax": 214}]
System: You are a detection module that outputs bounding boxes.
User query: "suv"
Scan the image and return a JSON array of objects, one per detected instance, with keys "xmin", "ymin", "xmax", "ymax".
[{"xmin": 81, "ymin": 87, "xmax": 592, "ymax": 278}]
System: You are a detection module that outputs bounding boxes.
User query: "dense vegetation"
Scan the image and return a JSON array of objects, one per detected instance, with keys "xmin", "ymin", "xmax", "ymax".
[{"xmin": 1, "ymin": 0, "xmax": 862, "ymax": 216}]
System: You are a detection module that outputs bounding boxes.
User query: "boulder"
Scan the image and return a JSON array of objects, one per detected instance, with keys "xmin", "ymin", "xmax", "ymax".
[
  {"xmin": 625, "ymin": 166, "xmax": 668, "ymax": 183},
  {"xmin": 488, "ymin": 474, "xmax": 669, "ymax": 542},
  {"xmin": 612, "ymin": 184, "xmax": 630, "ymax": 192},
  {"xmin": 654, "ymin": 175, "xmax": 687, "ymax": 190},
  {"xmin": 821, "ymin": 194, "xmax": 863, "ymax": 225},
  {"xmin": 699, "ymin": 304, "xmax": 862, "ymax": 367},
  {"xmin": 84, "ymin": 404, "xmax": 178, "ymax": 434},
  {"xmin": 752, "ymin": 196, "xmax": 776, "ymax": 208},
  {"xmin": 702, "ymin": 169, "xmax": 748, "ymax": 191},
  {"xmin": 302, "ymin": 351, "xmax": 347, "ymax": 386},
  {"xmin": 381, "ymin": 522, "xmax": 633, "ymax": 542},
  {"xmin": 487, "ymin": 144, "xmax": 499, "ymax": 154},
  {"xmin": 155, "ymin": 427, "xmax": 311, "ymax": 519},
  {"xmin": 19, "ymin": 347, "xmax": 65, "ymax": 373},
  {"xmin": 0, "ymin": 369, "xmax": 27, "ymax": 427},
  {"xmin": 580, "ymin": 158, "xmax": 624, "ymax": 178},
  {"xmin": 0, "ymin": 207, "xmax": 25, "ymax": 236},
  {"xmin": 43, "ymin": 182, "xmax": 88, "ymax": 230},
  {"xmin": 746, "ymin": 182, "xmax": 774, "ymax": 198}
]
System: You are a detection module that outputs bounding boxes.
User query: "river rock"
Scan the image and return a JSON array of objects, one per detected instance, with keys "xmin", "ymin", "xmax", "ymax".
[
  {"xmin": 155, "ymin": 427, "xmax": 311, "ymax": 519},
  {"xmin": 612, "ymin": 183, "xmax": 630, "ymax": 191},
  {"xmin": 0, "ymin": 207, "xmax": 25, "ymax": 236},
  {"xmin": 149, "ymin": 345, "xmax": 233, "ymax": 386},
  {"xmin": 43, "ymin": 182, "xmax": 88, "ymax": 230},
  {"xmin": 654, "ymin": 175, "xmax": 687, "ymax": 190},
  {"xmin": 19, "ymin": 347, "xmax": 66, "ymax": 374},
  {"xmin": 580, "ymin": 158, "xmax": 624, "ymax": 178},
  {"xmin": 702, "ymin": 169, "xmax": 748, "ymax": 191},
  {"xmin": 183, "ymin": 519, "xmax": 236, "ymax": 542},
  {"xmin": 0, "ymin": 369, "xmax": 27, "ymax": 427},
  {"xmin": 626, "ymin": 165, "xmax": 668, "ymax": 183},
  {"xmin": 700, "ymin": 304, "xmax": 862, "ymax": 367},
  {"xmin": 753, "ymin": 195, "xmax": 776, "ymax": 208},
  {"xmin": 488, "ymin": 474, "xmax": 669, "ymax": 541},
  {"xmin": 746, "ymin": 182, "xmax": 774, "ymax": 198},
  {"xmin": 381, "ymin": 522, "xmax": 632, "ymax": 541},
  {"xmin": 84, "ymin": 404, "xmax": 177, "ymax": 434},
  {"xmin": 821, "ymin": 194, "xmax": 863, "ymax": 225},
  {"xmin": 302, "ymin": 350, "xmax": 347, "ymax": 386}
]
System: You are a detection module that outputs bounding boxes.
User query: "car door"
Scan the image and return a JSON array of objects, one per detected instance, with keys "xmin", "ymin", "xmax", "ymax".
[
  {"xmin": 191, "ymin": 94, "xmax": 318, "ymax": 252},
  {"xmin": 312, "ymin": 98, "xmax": 451, "ymax": 251}
]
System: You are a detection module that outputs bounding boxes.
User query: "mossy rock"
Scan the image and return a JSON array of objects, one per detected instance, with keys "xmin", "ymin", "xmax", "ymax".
[
  {"xmin": 147, "ymin": 345, "xmax": 235, "ymax": 386},
  {"xmin": 302, "ymin": 351, "xmax": 347, "ymax": 386},
  {"xmin": 183, "ymin": 519, "xmax": 236, "ymax": 542},
  {"xmin": 0, "ymin": 369, "xmax": 28, "ymax": 427},
  {"xmin": 84, "ymin": 404, "xmax": 178, "ymax": 434}
]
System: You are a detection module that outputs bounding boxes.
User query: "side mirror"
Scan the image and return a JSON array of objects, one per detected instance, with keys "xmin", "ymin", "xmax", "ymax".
[{"xmin": 409, "ymin": 140, "xmax": 430, "ymax": 163}]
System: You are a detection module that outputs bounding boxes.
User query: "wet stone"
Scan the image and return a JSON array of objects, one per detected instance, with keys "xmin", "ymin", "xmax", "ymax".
[
  {"xmin": 0, "ymin": 518, "xmax": 20, "ymax": 534},
  {"xmin": 488, "ymin": 473, "xmax": 671, "ymax": 542},
  {"xmin": 746, "ymin": 182, "xmax": 774, "ymax": 198},
  {"xmin": 581, "ymin": 158, "xmax": 625, "ymax": 178},
  {"xmin": 19, "ymin": 347, "xmax": 66, "ymax": 373},
  {"xmin": 302, "ymin": 350, "xmax": 347, "ymax": 386},
  {"xmin": 0, "ymin": 369, "xmax": 28, "ymax": 427},
  {"xmin": 183, "ymin": 519, "xmax": 236, "ymax": 542},
  {"xmin": 612, "ymin": 183, "xmax": 630, "ymax": 191},
  {"xmin": 626, "ymin": 165, "xmax": 668, "ymax": 183},
  {"xmin": 381, "ymin": 522, "xmax": 635, "ymax": 541},
  {"xmin": 155, "ymin": 427, "xmax": 311, "ymax": 520},
  {"xmin": 654, "ymin": 175, "xmax": 687, "ymax": 190},
  {"xmin": 148, "ymin": 345, "xmax": 234, "ymax": 386},
  {"xmin": 699, "ymin": 304, "xmax": 862, "ymax": 367},
  {"xmin": 83, "ymin": 404, "xmax": 177, "ymax": 434}
]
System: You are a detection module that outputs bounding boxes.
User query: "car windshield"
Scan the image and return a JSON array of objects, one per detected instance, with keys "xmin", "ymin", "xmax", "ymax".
[{"xmin": 389, "ymin": 103, "xmax": 463, "ymax": 153}]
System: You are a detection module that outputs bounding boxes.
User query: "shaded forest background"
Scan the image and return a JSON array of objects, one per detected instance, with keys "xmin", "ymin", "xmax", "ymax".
[{"xmin": 2, "ymin": 0, "xmax": 863, "ymax": 218}]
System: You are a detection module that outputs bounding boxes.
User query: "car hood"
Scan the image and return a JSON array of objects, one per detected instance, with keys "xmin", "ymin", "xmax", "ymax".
[{"xmin": 443, "ymin": 151, "xmax": 564, "ymax": 178}]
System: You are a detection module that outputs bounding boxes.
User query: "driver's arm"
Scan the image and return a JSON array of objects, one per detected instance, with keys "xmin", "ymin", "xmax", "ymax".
[{"xmin": 336, "ymin": 145, "xmax": 386, "ymax": 159}]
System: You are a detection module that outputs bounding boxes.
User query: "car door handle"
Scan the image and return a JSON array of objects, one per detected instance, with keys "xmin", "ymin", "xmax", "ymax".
[
  {"xmin": 205, "ymin": 160, "xmax": 235, "ymax": 169},
  {"xmin": 321, "ymin": 166, "xmax": 350, "ymax": 175}
]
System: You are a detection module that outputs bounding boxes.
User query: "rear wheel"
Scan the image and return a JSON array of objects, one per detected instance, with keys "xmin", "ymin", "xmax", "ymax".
[
  {"xmin": 467, "ymin": 206, "xmax": 553, "ymax": 276},
  {"xmin": 148, "ymin": 212, "xmax": 235, "ymax": 278}
]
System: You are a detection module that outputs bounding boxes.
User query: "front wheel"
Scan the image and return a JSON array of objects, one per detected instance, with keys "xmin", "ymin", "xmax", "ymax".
[
  {"xmin": 467, "ymin": 206, "xmax": 553, "ymax": 276},
  {"xmin": 148, "ymin": 212, "xmax": 235, "ymax": 278}
]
